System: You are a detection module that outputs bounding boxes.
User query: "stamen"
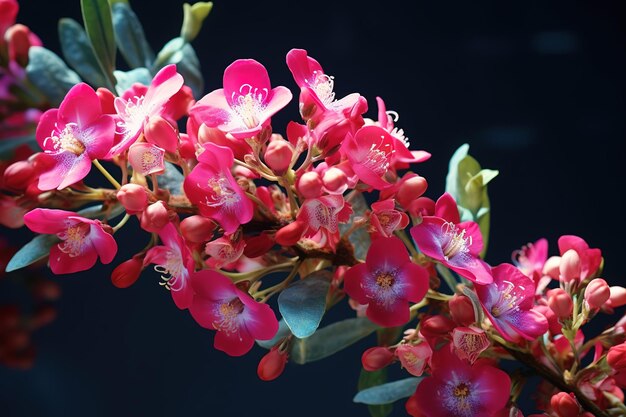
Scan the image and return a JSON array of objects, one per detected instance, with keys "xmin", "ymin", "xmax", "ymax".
[
  {"xmin": 491, "ymin": 280, "xmax": 524, "ymax": 317},
  {"xmin": 203, "ymin": 176, "xmax": 240, "ymax": 209},
  {"xmin": 213, "ymin": 298, "xmax": 244, "ymax": 336},
  {"xmin": 44, "ymin": 123, "xmax": 86, "ymax": 156},
  {"xmin": 375, "ymin": 272, "xmax": 395, "ymax": 289},
  {"xmin": 57, "ymin": 222, "xmax": 89, "ymax": 257},
  {"xmin": 361, "ymin": 138, "xmax": 393, "ymax": 176},
  {"xmin": 311, "ymin": 70, "xmax": 336, "ymax": 106},
  {"xmin": 441, "ymin": 222, "xmax": 472, "ymax": 261},
  {"xmin": 154, "ymin": 251, "xmax": 185, "ymax": 291},
  {"xmin": 230, "ymin": 84, "xmax": 268, "ymax": 129}
]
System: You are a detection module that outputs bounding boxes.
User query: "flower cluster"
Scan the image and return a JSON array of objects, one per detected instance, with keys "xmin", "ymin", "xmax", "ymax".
[{"xmin": 1, "ymin": 1, "xmax": 625, "ymax": 416}]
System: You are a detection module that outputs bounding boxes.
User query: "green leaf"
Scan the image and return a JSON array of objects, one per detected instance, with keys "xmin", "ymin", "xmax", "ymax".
[
  {"xmin": 278, "ymin": 270, "xmax": 331, "ymax": 338},
  {"xmin": 111, "ymin": 2, "xmax": 155, "ymax": 69},
  {"xmin": 153, "ymin": 37, "xmax": 204, "ymax": 98},
  {"xmin": 445, "ymin": 143, "xmax": 469, "ymax": 198},
  {"xmin": 5, "ymin": 234, "xmax": 59, "ymax": 273},
  {"xmin": 77, "ymin": 203, "xmax": 125, "ymax": 220},
  {"xmin": 80, "ymin": 0, "xmax": 116, "ymax": 89},
  {"xmin": 339, "ymin": 191, "xmax": 370, "ymax": 261},
  {"xmin": 26, "ymin": 46, "xmax": 82, "ymax": 106},
  {"xmin": 180, "ymin": 2, "xmax": 213, "ymax": 42},
  {"xmin": 353, "ymin": 377, "xmax": 422, "ymax": 405},
  {"xmin": 58, "ymin": 18, "xmax": 107, "ymax": 87},
  {"xmin": 157, "ymin": 162, "xmax": 185, "ymax": 195},
  {"xmin": 114, "ymin": 67, "xmax": 152, "ymax": 94},
  {"xmin": 358, "ymin": 368, "xmax": 393, "ymax": 417},
  {"xmin": 291, "ymin": 317, "xmax": 378, "ymax": 364}
]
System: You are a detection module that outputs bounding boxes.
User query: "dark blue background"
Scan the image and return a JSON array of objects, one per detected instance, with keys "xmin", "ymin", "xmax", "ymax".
[{"xmin": 1, "ymin": 0, "xmax": 625, "ymax": 416}]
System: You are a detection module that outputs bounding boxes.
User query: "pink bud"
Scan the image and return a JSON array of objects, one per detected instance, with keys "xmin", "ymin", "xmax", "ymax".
[
  {"xmin": 407, "ymin": 197, "xmax": 435, "ymax": 219},
  {"xmin": 5, "ymin": 24, "xmax": 31, "ymax": 67},
  {"xmin": 297, "ymin": 171, "xmax": 323, "ymax": 199},
  {"xmin": 559, "ymin": 249, "xmax": 581, "ymax": 283},
  {"xmin": 607, "ymin": 343, "xmax": 626, "ymax": 372},
  {"xmin": 449, "ymin": 294, "xmax": 475, "ymax": 326},
  {"xmin": 140, "ymin": 201, "xmax": 171, "ymax": 233},
  {"xmin": 128, "ymin": 142, "xmax": 165, "ymax": 176},
  {"xmin": 144, "ymin": 115, "xmax": 179, "ymax": 153},
  {"xmin": 0, "ymin": 1, "xmax": 18, "ymax": 36},
  {"xmin": 275, "ymin": 220, "xmax": 307, "ymax": 247},
  {"xmin": 543, "ymin": 256, "xmax": 562, "ymax": 280},
  {"xmin": 3, "ymin": 160, "xmax": 35, "ymax": 191},
  {"xmin": 609, "ymin": 286, "xmax": 626, "ymax": 308},
  {"xmin": 547, "ymin": 288, "xmax": 573, "ymax": 319},
  {"xmin": 96, "ymin": 87, "xmax": 116, "ymax": 114},
  {"xmin": 111, "ymin": 257, "xmax": 144, "ymax": 289},
  {"xmin": 550, "ymin": 392, "xmax": 579, "ymax": 417},
  {"xmin": 420, "ymin": 315, "xmax": 455, "ymax": 340},
  {"xmin": 320, "ymin": 167, "xmax": 346, "ymax": 193},
  {"xmin": 396, "ymin": 176, "xmax": 428, "ymax": 209},
  {"xmin": 257, "ymin": 346, "xmax": 288, "ymax": 381},
  {"xmin": 180, "ymin": 215, "xmax": 215, "ymax": 243},
  {"xmin": 178, "ymin": 133, "xmax": 196, "ymax": 159},
  {"xmin": 584, "ymin": 278, "xmax": 610, "ymax": 309},
  {"xmin": 264, "ymin": 137, "xmax": 293, "ymax": 175},
  {"xmin": 116, "ymin": 184, "xmax": 149, "ymax": 213},
  {"xmin": 361, "ymin": 347, "xmax": 395, "ymax": 371},
  {"xmin": 244, "ymin": 233, "xmax": 275, "ymax": 258}
]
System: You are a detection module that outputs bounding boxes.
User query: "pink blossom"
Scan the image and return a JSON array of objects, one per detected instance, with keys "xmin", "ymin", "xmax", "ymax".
[
  {"xmin": 410, "ymin": 193, "xmax": 492, "ymax": 284},
  {"xmin": 127, "ymin": 142, "xmax": 165, "ymax": 175},
  {"xmin": 343, "ymin": 236, "xmax": 429, "ymax": 327},
  {"xmin": 411, "ymin": 344, "xmax": 511, "ymax": 417},
  {"xmin": 108, "ymin": 64, "xmax": 184, "ymax": 157},
  {"xmin": 23, "ymin": 208, "xmax": 117, "ymax": 274},
  {"xmin": 144, "ymin": 223, "xmax": 195, "ymax": 309},
  {"xmin": 558, "ymin": 235, "xmax": 602, "ymax": 282},
  {"xmin": 189, "ymin": 270, "xmax": 278, "ymax": 356},
  {"xmin": 183, "ymin": 142, "xmax": 253, "ymax": 234},
  {"xmin": 341, "ymin": 125, "xmax": 395, "ymax": 190},
  {"xmin": 396, "ymin": 342, "xmax": 432, "ymax": 376},
  {"xmin": 205, "ymin": 233, "xmax": 246, "ymax": 269},
  {"xmin": 369, "ymin": 199, "xmax": 409, "ymax": 238},
  {"xmin": 295, "ymin": 194, "xmax": 352, "ymax": 251},
  {"xmin": 452, "ymin": 326, "xmax": 490, "ymax": 364},
  {"xmin": 35, "ymin": 83, "xmax": 116, "ymax": 190},
  {"xmin": 513, "ymin": 238, "xmax": 548, "ymax": 282},
  {"xmin": 190, "ymin": 59, "xmax": 292, "ymax": 139},
  {"xmin": 476, "ymin": 263, "xmax": 549, "ymax": 342}
]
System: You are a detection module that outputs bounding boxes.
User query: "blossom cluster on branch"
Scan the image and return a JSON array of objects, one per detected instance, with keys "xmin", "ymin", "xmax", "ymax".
[{"xmin": 1, "ymin": 1, "xmax": 626, "ymax": 416}]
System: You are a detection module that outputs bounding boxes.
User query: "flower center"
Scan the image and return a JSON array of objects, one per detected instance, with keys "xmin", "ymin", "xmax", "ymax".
[
  {"xmin": 204, "ymin": 176, "xmax": 240, "ymax": 209},
  {"xmin": 375, "ymin": 272, "xmax": 395, "ymax": 289},
  {"xmin": 442, "ymin": 381, "xmax": 475, "ymax": 416},
  {"xmin": 46, "ymin": 123, "xmax": 86, "ymax": 156},
  {"xmin": 361, "ymin": 140, "xmax": 393, "ymax": 176},
  {"xmin": 491, "ymin": 280, "xmax": 524, "ymax": 318},
  {"xmin": 155, "ymin": 250, "xmax": 186, "ymax": 291},
  {"xmin": 441, "ymin": 222, "xmax": 472, "ymax": 261},
  {"xmin": 453, "ymin": 383, "xmax": 470, "ymax": 400},
  {"xmin": 311, "ymin": 70, "xmax": 336, "ymax": 106},
  {"xmin": 58, "ymin": 222, "xmax": 90, "ymax": 257},
  {"xmin": 231, "ymin": 84, "xmax": 268, "ymax": 129},
  {"xmin": 117, "ymin": 95, "xmax": 149, "ymax": 136},
  {"xmin": 214, "ymin": 298, "xmax": 245, "ymax": 334}
]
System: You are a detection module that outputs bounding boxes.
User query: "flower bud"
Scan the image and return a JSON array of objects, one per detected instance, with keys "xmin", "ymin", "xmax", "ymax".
[
  {"xmin": 181, "ymin": 1, "xmax": 213, "ymax": 42},
  {"xmin": 396, "ymin": 175, "xmax": 428, "ymax": 209},
  {"xmin": 5, "ymin": 24, "xmax": 31, "ymax": 67},
  {"xmin": 396, "ymin": 343, "xmax": 431, "ymax": 376},
  {"xmin": 244, "ymin": 233, "xmax": 274, "ymax": 258},
  {"xmin": 543, "ymin": 256, "xmax": 561, "ymax": 280},
  {"xmin": 559, "ymin": 249, "xmax": 581, "ymax": 283},
  {"xmin": 322, "ymin": 167, "xmax": 348, "ymax": 193},
  {"xmin": 608, "ymin": 286, "xmax": 626, "ymax": 308},
  {"xmin": 449, "ymin": 294, "xmax": 475, "ymax": 326},
  {"xmin": 144, "ymin": 115, "xmax": 179, "ymax": 153},
  {"xmin": 180, "ymin": 215, "xmax": 215, "ymax": 243},
  {"xmin": 420, "ymin": 315, "xmax": 455, "ymax": 341},
  {"xmin": 584, "ymin": 278, "xmax": 610, "ymax": 309},
  {"xmin": 96, "ymin": 87, "xmax": 116, "ymax": 114},
  {"xmin": 361, "ymin": 347, "xmax": 394, "ymax": 371},
  {"xmin": 111, "ymin": 257, "xmax": 144, "ymax": 289},
  {"xmin": 550, "ymin": 392, "xmax": 579, "ymax": 417},
  {"xmin": 3, "ymin": 160, "xmax": 35, "ymax": 191},
  {"xmin": 297, "ymin": 171, "xmax": 323, "ymax": 199},
  {"xmin": 275, "ymin": 220, "xmax": 307, "ymax": 247},
  {"xmin": 0, "ymin": 1, "xmax": 18, "ymax": 36},
  {"xmin": 547, "ymin": 288, "xmax": 573, "ymax": 319},
  {"xmin": 257, "ymin": 346, "xmax": 288, "ymax": 381},
  {"xmin": 140, "ymin": 201, "xmax": 171, "ymax": 233},
  {"xmin": 264, "ymin": 137, "xmax": 293, "ymax": 175},
  {"xmin": 607, "ymin": 343, "xmax": 626, "ymax": 372},
  {"xmin": 117, "ymin": 184, "xmax": 149, "ymax": 213}
]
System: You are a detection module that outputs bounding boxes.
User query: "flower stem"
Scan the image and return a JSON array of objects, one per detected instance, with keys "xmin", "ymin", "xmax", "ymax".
[
  {"xmin": 93, "ymin": 160, "xmax": 121, "ymax": 190},
  {"xmin": 112, "ymin": 214, "xmax": 131, "ymax": 233}
]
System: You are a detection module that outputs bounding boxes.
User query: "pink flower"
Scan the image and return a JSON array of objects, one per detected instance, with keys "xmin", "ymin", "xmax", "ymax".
[
  {"xmin": 190, "ymin": 59, "xmax": 292, "ymax": 139},
  {"xmin": 410, "ymin": 193, "xmax": 492, "ymax": 285},
  {"xmin": 189, "ymin": 270, "xmax": 279, "ymax": 356},
  {"xmin": 396, "ymin": 342, "xmax": 432, "ymax": 376},
  {"xmin": 341, "ymin": 125, "xmax": 395, "ymax": 189},
  {"xmin": 476, "ymin": 263, "xmax": 548, "ymax": 342},
  {"xmin": 557, "ymin": 235, "xmax": 602, "ymax": 282},
  {"xmin": 23, "ymin": 208, "xmax": 117, "ymax": 274},
  {"xmin": 108, "ymin": 64, "xmax": 184, "ymax": 157},
  {"xmin": 127, "ymin": 142, "xmax": 165, "ymax": 175},
  {"xmin": 411, "ymin": 345, "xmax": 511, "ymax": 417},
  {"xmin": 35, "ymin": 83, "xmax": 116, "ymax": 190},
  {"xmin": 452, "ymin": 326, "xmax": 490, "ymax": 364},
  {"xmin": 513, "ymin": 238, "xmax": 548, "ymax": 281},
  {"xmin": 343, "ymin": 236, "xmax": 429, "ymax": 327},
  {"xmin": 205, "ymin": 233, "xmax": 246, "ymax": 269},
  {"xmin": 295, "ymin": 194, "xmax": 352, "ymax": 251},
  {"xmin": 369, "ymin": 199, "xmax": 409, "ymax": 238},
  {"xmin": 183, "ymin": 142, "xmax": 253, "ymax": 234},
  {"xmin": 144, "ymin": 223, "xmax": 195, "ymax": 309}
]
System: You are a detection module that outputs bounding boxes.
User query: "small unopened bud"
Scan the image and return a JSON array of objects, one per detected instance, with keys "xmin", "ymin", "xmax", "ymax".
[
  {"xmin": 180, "ymin": 215, "xmax": 215, "ymax": 243},
  {"xmin": 584, "ymin": 278, "xmax": 610, "ymax": 309},
  {"xmin": 547, "ymin": 288, "xmax": 573, "ymax": 319},
  {"xmin": 257, "ymin": 346, "xmax": 288, "ymax": 381},
  {"xmin": 543, "ymin": 256, "xmax": 561, "ymax": 280},
  {"xmin": 420, "ymin": 315, "xmax": 455, "ymax": 340},
  {"xmin": 607, "ymin": 343, "xmax": 626, "ymax": 372},
  {"xmin": 550, "ymin": 392, "xmax": 580, "ymax": 417},
  {"xmin": 322, "ymin": 167, "xmax": 348, "ymax": 193},
  {"xmin": 361, "ymin": 347, "xmax": 394, "ymax": 371},
  {"xmin": 96, "ymin": 88, "xmax": 116, "ymax": 114},
  {"xmin": 275, "ymin": 221, "xmax": 307, "ymax": 247},
  {"xmin": 397, "ymin": 176, "xmax": 428, "ymax": 209},
  {"xmin": 264, "ymin": 137, "xmax": 293, "ymax": 175},
  {"xmin": 117, "ymin": 184, "xmax": 149, "ymax": 213},
  {"xmin": 449, "ymin": 294, "xmax": 475, "ymax": 326},
  {"xmin": 609, "ymin": 286, "xmax": 626, "ymax": 308},
  {"xmin": 111, "ymin": 257, "xmax": 144, "ymax": 289},
  {"xmin": 297, "ymin": 171, "xmax": 323, "ymax": 199},
  {"xmin": 140, "ymin": 201, "xmax": 171, "ymax": 233},
  {"xmin": 3, "ymin": 160, "xmax": 35, "ymax": 191},
  {"xmin": 559, "ymin": 249, "xmax": 581, "ymax": 283},
  {"xmin": 244, "ymin": 233, "xmax": 275, "ymax": 258},
  {"xmin": 6, "ymin": 24, "xmax": 31, "ymax": 66},
  {"xmin": 144, "ymin": 115, "xmax": 179, "ymax": 153},
  {"xmin": 181, "ymin": 1, "xmax": 213, "ymax": 42}
]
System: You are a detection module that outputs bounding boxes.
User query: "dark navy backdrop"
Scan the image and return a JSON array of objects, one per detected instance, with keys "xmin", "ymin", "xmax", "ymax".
[{"xmin": 1, "ymin": 0, "xmax": 625, "ymax": 416}]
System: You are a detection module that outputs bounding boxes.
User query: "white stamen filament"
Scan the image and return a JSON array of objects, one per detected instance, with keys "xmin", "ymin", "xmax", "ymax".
[
  {"xmin": 44, "ymin": 122, "xmax": 86, "ymax": 156},
  {"xmin": 441, "ymin": 222, "xmax": 472, "ymax": 261},
  {"xmin": 231, "ymin": 84, "xmax": 268, "ymax": 129}
]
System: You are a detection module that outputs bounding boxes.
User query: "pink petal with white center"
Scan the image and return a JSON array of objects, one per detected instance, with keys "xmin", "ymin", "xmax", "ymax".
[
  {"xmin": 286, "ymin": 49, "xmax": 324, "ymax": 88},
  {"xmin": 223, "ymin": 59, "xmax": 271, "ymax": 105},
  {"xmin": 261, "ymin": 86, "xmax": 292, "ymax": 122},
  {"xmin": 40, "ymin": 152, "xmax": 92, "ymax": 190},
  {"xmin": 23, "ymin": 208, "xmax": 73, "ymax": 234},
  {"xmin": 82, "ymin": 115, "xmax": 116, "ymax": 159},
  {"xmin": 190, "ymin": 89, "xmax": 237, "ymax": 131},
  {"xmin": 128, "ymin": 142, "xmax": 165, "ymax": 175},
  {"xmin": 343, "ymin": 126, "xmax": 394, "ymax": 190}
]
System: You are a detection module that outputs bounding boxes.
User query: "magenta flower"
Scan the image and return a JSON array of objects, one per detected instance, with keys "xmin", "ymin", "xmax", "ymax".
[
  {"xmin": 410, "ymin": 193, "xmax": 492, "ymax": 285},
  {"xmin": 296, "ymin": 194, "xmax": 352, "ymax": 251},
  {"xmin": 108, "ymin": 64, "xmax": 184, "ymax": 157},
  {"xmin": 412, "ymin": 344, "xmax": 511, "ymax": 417},
  {"xmin": 189, "ymin": 270, "xmax": 279, "ymax": 356},
  {"xmin": 190, "ymin": 59, "xmax": 292, "ymax": 139},
  {"xmin": 23, "ymin": 208, "xmax": 117, "ymax": 274},
  {"xmin": 144, "ymin": 223, "xmax": 195, "ymax": 309},
  {"xmin": 183, "ymin": 142, "xmax": 254, "ymax": 234},
  {"xmin": 35, "ymin": 83, "xmax": 116, "ymax": 190},
  {"xmin": 369, "ymin": 199, "xmax": 409, "ymax": 238},
  {"xmin": 344, "ymin": 236, "xmax": 429, "ymax": 327},
  {"xmin": 342, "ymin": 125, "xmax": 395, "ymax": 190},
  {"xmin": 476, "ymin": 263, "xmax": 548, "ymax": 342}
]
